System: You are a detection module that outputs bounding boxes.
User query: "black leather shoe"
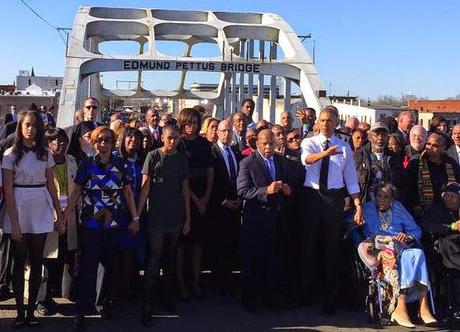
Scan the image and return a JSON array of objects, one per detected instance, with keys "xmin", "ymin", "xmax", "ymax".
[
  {"xmin": 99, "ymin": 300, "xmax": 113, "ymax": 320},
  {"xmin": 73, "ymin": 314, "xmax": 85, "ymax": 332},
  {"xmin": 12, "ymin": 314, "xmax": 26, "ymax": 329},
  {"xmin": 322, "ymin": 304, "xmax": 336, "ymax": 316},
  {"xmin": 26, "ymin": 311, "xmax": 39, "ymax": 327},
  {"xmin": 141, "ymin": 307, "xmax": 153, "ymax": 327}
]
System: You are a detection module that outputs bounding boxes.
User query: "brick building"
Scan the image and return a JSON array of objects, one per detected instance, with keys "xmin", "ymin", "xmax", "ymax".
[{"xmin": 407, "ymin": 100, "xmax": 460, "ymax": 129}]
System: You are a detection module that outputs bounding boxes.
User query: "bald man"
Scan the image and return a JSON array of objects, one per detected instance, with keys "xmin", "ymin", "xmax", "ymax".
[
  {"xmin": 237, "ymin": 129, "xmax": 292, "ymax": 312},
  {"xmin": 209, "ymin": 120, "xmax": 242, "ymax": 293},
  {"xmin": 280, "ymin": 111, "xmax": 293, "ymax": 131}
]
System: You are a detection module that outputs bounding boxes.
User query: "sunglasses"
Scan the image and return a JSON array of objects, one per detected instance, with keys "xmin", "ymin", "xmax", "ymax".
[
  {"xmin": 287, "ymin": 135, "xmax": 301, "ymax": 142},
  {"xmin": 97, "ymin": 136, "xmax": 113, "ymax": 144},
  {"xmin": 85, "ymin": 105, "xmax": 98, "ymax": 110}
]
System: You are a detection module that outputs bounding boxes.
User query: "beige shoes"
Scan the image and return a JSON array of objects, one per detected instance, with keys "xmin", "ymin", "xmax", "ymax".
[{"xmin": 390, "ymin": 312, "xmax": 415, "ymax": 328}]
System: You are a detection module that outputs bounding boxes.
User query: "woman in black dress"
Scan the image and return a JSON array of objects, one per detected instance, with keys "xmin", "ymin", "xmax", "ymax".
[{"xmin": 176, "ymin": 108, "xmax": 214, "ymax": 299}]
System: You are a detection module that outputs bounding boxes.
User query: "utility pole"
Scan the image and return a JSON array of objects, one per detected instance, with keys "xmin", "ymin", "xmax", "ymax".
[{"xmin": 57, "ymin": 27, "xmax": 72, "ymax": 57}]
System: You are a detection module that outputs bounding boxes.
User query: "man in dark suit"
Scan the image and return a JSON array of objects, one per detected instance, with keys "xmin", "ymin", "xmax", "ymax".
[
  {"xmin": 447, "ymin": 124, "xmax": 460, "ymax": 165},
  {"xmin": 3, "ymin": 105, "xmax": 18, "ymax": 126},
  {"xmin": 231, "ymin": 111, "xmax": 247, "ymax": 152},
  {"xmin": 209, "ymin": 119, "xmax": 241, "ymax": 293},
  {"xmin": 145, "ymin": 108, "xmax": 162, "ymax": 150},
  {"xmin": 237, "ymin": 129, "xmax": 292, "ymax": 312}
]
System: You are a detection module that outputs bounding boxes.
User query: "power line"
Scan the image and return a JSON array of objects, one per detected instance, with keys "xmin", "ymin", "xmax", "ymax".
[{"xmin": 18, "ymin": 0, "xmax": 65, "ymax": 45}]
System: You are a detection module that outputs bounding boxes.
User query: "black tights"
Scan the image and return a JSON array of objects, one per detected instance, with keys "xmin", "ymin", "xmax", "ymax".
[
  {"xmin": 11, "ymin": 233, "xmax": 46, "ymax": 317},
  {"xmin": 144, "ymin": 231, "xmax": 180, "ymax": 305}
]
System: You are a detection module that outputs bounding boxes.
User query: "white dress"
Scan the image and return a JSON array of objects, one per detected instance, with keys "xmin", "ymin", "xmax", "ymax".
[{"xmin": 1, "ymin": 148, "xmax": 55, "ymax": 234}]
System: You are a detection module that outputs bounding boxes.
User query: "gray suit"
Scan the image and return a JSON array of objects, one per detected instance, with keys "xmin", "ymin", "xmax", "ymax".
[{"xmin": 446, "ymin": 145, "xmax": 460, "ymax": 165}]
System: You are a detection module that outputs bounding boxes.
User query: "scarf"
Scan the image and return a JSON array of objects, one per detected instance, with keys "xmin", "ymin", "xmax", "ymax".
[{"xmin": 418, "ymin": 155, "xmax": 456, "ymax": 207}]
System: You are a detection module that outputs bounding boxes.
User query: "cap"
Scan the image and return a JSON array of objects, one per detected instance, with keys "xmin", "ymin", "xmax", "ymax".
[
  {"xmin": 370, "ymin": 122, "xmax": 389, "ymax": 133},
  {"xmin": 442, "ymin": 182, "xmax": 460, "ymax": 196}
]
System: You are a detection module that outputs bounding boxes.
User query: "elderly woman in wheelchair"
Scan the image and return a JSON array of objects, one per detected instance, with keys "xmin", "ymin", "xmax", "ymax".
[{"xmin": 358, "ymin": 182, "xmax": 437, "ymax": 328}]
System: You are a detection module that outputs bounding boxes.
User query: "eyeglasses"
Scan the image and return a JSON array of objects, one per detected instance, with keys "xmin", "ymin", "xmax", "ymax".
[
  {"xmin": 85, "ymin": 105, "xmax": 98, "ymax": 110},
  {"xmin": 287, "ymin": 135, "xmax": 301, "ymax": 142},
  {"xmin": 97, "ymin": 136, "xmax": 113, "ymax": 144}
]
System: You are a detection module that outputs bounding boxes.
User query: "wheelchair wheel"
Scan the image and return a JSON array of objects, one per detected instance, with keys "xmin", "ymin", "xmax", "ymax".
[{"xmin": 365, "ymin": 295, "xmax": 376, "ymax": 323}]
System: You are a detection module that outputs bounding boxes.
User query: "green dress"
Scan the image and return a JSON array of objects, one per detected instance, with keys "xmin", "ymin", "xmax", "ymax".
[{"xmin": 142, "ymin": 149, "xmax": 191, "ymax": 233}]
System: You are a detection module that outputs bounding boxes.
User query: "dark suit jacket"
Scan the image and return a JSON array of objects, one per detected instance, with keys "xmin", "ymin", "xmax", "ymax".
[
  {"xmin": 3, "ymin": 113, "xmax": 14, "ymax": 126},
  {"xmin": 446, "ymin": 145, "xmax": 459, "ymax": 165},
  {"xmin": 231, "ymin": 131, "xmax": 246, "ymax": 152},
  {"xmin": 237, "ymin": 151, "xmax": 291, "ymax": 224},
  {"xmin": 210, "ymin": 143, "xmax": 241, "ymax": 209},
  {"xmin": 0, "ymin": 121, "xmax": 17, "ymax": 140}
]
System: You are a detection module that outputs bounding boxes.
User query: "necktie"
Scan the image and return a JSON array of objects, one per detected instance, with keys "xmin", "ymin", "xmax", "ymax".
[
  {"xmin": 319, "ymin": 139, "xmax": 330, "ymax": 193},
  {"xmin": 265, "ymin": 158, "xmax": 276, "ymax": 181},
  {"xmin": 225, "ymin": 146, "xmax": 237, "ymax": 183},
  {"xmin": 153, "ymin": 128, "xmax": 159, "ymax": 141},
  {"xmin": 238, "ymin": 132, "xmax": 247, "ymax": 151}
]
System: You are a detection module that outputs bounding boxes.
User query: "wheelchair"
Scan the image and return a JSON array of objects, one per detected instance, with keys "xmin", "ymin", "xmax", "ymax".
[
  {"xmin": 424, "ymin": 234, "xmax": 460, "ymax": 328},
  {"xmin": 343, "ymin": 224, "xmax": 438, "ymax": 326},
  {"xmin": 341, "ymin": 225, "xmax": 392, "ymax": 325}
]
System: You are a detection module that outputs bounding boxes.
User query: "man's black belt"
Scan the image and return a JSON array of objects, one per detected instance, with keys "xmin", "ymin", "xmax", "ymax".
[
  {"xmin": 13, "ymin": 184, "xmax": 46, "ymax": 188},
  {"xmin": 306, "ymin": 186, "xmax": 346, "ymax": 196}
]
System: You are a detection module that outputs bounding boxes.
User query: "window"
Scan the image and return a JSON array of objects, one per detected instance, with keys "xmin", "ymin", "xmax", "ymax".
[
  {"xmin": 55, "ymin": 80, "xmax": 58, "ymax": 86},
  {"xmin": 420, "ymin": 119, "xmax": 423, "ymax": 127},
  {"xmin": 28, "ymin": 79, "xmax": 31, "ymax": 85}
]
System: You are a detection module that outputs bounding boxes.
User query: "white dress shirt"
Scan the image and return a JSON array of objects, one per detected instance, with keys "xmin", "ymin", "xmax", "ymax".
[
  {"xmin": 301, "ymin": 133, "xmax": 360, "ymax": 195},
  {"xmin": 456, "ymin": 145, "xmax": 460, "ymax": 162},
  {"xmin": 217, "ymin": 141, "xmax": 238, "ymax": 179}
]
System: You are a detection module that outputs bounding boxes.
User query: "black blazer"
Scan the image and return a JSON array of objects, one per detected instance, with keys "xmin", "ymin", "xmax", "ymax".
[
  {"xmin": 210, "ymin": 143, "xmax": 241, "ymax": 208},
  {"xmin": 3, "ymin": 113, "xmax": 14, "ymax": 126},
  {"xmin": 446, "ymin": 145, "xmax": 459, "ymax": 165},
  {"xmin": 237, "ymin": 151, "xmax": 290, "ymax": 223}
]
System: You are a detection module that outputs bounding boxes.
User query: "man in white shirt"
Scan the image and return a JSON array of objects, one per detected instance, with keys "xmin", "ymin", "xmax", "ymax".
[
  {"xmin": 300, "ymin": 105, "xmax": 362, "ymax": 315},
  {"xmin": 447, "ymin": 124, "xmax": 460, "ymax": 165}
]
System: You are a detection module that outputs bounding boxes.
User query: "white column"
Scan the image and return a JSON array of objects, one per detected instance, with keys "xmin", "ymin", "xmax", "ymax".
[
  {"xmin": 257, "ymin": 40, "xmax": 265, "ymax": 121},
  {"xmin": 247, "ymin": 39, "xmax": 254, "ymax": 99},
  {"xmin": 284, "ymin": 78, "xmax": 291, "ymax": 112},
  {"xmin": 269, "ymin": 42, "xmax": 277, "ymax": 123},
  {"xmin": 239, "ymin": 40, "xmax": 246, "ymax": 105}
]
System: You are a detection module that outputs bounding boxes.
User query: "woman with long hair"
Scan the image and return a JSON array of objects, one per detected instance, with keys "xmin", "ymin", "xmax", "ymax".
[
  {"xmin": 2, "ymin": 111, "xmax": 63, "ymax": 327},
  {"xmin": 176, "ymin": 108, "xmax": 214, "ymax": 299}
]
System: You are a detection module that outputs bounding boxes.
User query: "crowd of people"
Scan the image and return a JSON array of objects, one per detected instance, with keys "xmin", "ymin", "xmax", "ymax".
[{"xmin": 0, "ymin": 98, "xmax": 460, "ymax": 330}]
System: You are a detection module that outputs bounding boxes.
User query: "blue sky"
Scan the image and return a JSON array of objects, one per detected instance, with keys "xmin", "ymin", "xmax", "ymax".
[{"xmin": 1, "ymin": 0, "xmax": 459, "ymax": 99}]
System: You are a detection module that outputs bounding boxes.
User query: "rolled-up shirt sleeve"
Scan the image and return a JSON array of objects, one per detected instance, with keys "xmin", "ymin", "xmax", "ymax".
[
  {"xmin": 342, "ymin": 143, "xmax": 360, "ymax": 195},
  {"xmin": 300, "ymin": 138, "xmax": 315, "ymax": 167}
]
